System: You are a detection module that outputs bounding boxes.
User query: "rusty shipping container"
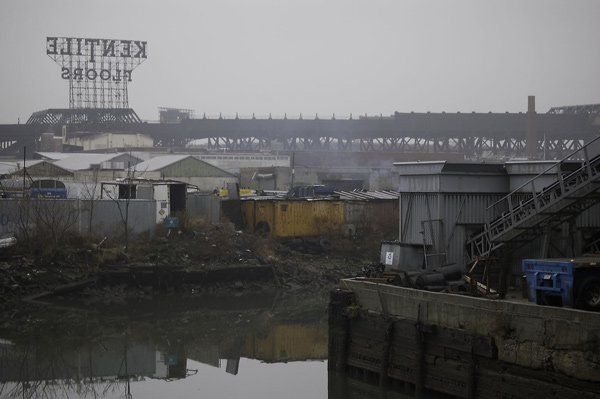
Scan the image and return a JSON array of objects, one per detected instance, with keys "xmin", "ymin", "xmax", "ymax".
[
  {"xmin": 242, "ymin": 196, "xmax": 399, "ymax": 238},
  {"xmin": 242, "ymin": 199, "xmax": 345, "ymax": 237}
]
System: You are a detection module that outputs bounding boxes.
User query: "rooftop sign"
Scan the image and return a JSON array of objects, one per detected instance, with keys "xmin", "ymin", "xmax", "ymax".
[{"xmin": 46, "ymin": 37, "xmax": 148, "ymax": 108}]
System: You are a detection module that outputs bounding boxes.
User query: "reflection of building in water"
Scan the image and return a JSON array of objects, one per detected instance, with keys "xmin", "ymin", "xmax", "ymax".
[
  {"xmin": 0, "ymin": 292, "xmax": 329, "ymax": 398},
  {"xmin": 185, "ymin": 321, "xmax": 327, "ymax": 373},
  {"xmin": 244, "ymin": 324, "xmax": 328, "ymax": 361},
  {"xmin": 0, "ymin": 336, "xmax": 191, "ymax": 393}
]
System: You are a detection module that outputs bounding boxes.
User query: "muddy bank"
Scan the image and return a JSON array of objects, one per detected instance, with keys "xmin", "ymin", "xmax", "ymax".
[{"xmin": 0, "ymin": 221, "xmax": 384, "ymax": 310}]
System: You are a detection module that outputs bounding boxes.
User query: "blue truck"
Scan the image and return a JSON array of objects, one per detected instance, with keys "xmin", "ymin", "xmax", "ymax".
[{"xmin": 523, "ymin": 258, "xmax": 600, "ymax": 311}]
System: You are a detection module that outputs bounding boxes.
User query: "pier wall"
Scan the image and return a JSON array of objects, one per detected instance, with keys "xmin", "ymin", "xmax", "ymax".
[{"xmin": 329, "ymin": 279, "xmax": 600, "ymax": 398}]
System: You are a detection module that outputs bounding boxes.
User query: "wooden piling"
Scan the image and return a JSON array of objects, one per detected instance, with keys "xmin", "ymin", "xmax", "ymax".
[
  {"xmin": 379, "ymin": 318, "xmax": 393, "ymax": 387},
  {"xmin": 328, "ymin": 289, "xmax": 354, "ymax": 372}
]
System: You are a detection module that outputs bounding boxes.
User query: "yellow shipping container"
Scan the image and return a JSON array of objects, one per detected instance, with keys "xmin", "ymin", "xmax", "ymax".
[
  {"xmin": 244, "ymin": 324, "xmax": 328, "ymax": 361},
  {"xmin": 242, "ymin": 199, "xmax": 344, "ymax": 237},
  {"xmin": 219, "ymin": 188, "xmax": 254, "ymax": 197}
]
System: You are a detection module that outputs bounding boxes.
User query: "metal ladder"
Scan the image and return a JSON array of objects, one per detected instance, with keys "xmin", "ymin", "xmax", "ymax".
[{"xmin": 468, "ymin": 136, "xmax": 600, "ymax": 260}]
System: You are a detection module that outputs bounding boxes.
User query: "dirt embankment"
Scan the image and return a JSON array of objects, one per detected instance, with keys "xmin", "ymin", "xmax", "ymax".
[{"xmin": 0, "ymin": 220, "xmax": 385, "ymax": 310}]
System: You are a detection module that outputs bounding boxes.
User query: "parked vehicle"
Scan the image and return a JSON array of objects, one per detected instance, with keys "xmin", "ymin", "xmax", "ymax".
[
  {"xmin": 0, "ymin": 178, "xmax": 67, "ymax": 199},
  {"xmin": 523, "ymin": 257, "xmax": 600, "ymax": 311}
]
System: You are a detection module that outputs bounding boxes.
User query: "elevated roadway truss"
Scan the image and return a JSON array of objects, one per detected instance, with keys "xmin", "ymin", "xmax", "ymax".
[{"xmin": 0, "ymin": 107, "xmax": 598, "ymax": 159}]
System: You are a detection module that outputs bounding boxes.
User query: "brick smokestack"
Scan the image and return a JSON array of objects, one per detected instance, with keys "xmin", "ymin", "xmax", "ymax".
[{"xmin": 526, "ymin": 95, "xmax": 537, "ymax": 158}]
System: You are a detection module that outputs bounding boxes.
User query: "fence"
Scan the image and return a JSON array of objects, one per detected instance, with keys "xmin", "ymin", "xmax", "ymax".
[{"xmin": 0, "ymin": 194, "xmax": 222, "ymax": 240}]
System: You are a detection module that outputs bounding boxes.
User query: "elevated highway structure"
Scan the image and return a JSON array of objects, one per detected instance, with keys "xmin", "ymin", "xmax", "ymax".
[{"xmin": 0, "ymin": 106, "xmax": 598, "ymax": 159}]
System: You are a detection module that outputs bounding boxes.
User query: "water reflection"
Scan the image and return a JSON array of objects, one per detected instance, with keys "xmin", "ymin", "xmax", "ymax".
[{"xmin": 0, "ymin": 291, "xmax": 329, "ymax": 399}]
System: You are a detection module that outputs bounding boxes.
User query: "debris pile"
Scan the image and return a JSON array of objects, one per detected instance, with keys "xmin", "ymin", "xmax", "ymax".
[{"xmin": 354, "ymin": 263, "xmax": 470, "ymax": 293}]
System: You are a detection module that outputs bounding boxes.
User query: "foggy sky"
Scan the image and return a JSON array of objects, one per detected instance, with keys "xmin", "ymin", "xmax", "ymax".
[{"xmin": 1, "ymin": 0, "xmax": 599, "ymax": 124}]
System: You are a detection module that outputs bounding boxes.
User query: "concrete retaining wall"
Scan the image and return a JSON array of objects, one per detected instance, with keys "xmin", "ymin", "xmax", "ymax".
[{"xmin": 340, "ymin": 279, "xmax": 600, "ymax": 382}]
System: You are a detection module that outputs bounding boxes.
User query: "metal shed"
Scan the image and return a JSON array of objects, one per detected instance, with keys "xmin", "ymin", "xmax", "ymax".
[
  {"xmin": 394, "ymin": 158, "xmax": 600, "ymax": 278},
  {"xmin": 396, "ymin": 161, "xmax": 514, "ymax": 271}
]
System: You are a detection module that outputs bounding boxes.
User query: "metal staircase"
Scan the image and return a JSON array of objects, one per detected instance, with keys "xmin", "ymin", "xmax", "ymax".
[{"xmin": 468, "ymin": 136, "xmax": 600, "ymax": 260}]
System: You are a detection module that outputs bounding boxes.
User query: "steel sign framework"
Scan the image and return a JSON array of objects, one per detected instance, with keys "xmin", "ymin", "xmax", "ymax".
[{"xmin": 46, "ymin": 37, "xmax": 147, "ymax": 109}]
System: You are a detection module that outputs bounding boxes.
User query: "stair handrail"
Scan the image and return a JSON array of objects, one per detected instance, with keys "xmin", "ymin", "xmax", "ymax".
[
  {"xmin": 484, "ymin": 134, "xmax": 600, "ymax": 232},
  {"xmin": 469, "ymin": 134, "xmax": 600, "ymax": 258}
]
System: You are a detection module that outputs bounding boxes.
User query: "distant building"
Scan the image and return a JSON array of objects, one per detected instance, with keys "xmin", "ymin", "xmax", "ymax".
[
  {"xmin": 9, "ymin": 160, "xmax": 73, "ymax": 180},
  {"xmin": 238, "ymin": 151, "xmax": 465, "ymax": 192},
  {"xmin": 29, "ymin": 152, "xmax": 144, "ymax": 198},
  {"xmin": 128, "ymin": 155, "xmax": 238, "ymax": 192},
  {"xmin": 62, "ymin": 127, "xmax": 153, "ymax": 151},
  {"xmin": 196, "ymin": 153, "xmax": 290, "ymax": 174},
  {"xmin": 101, "ymin": 178, "xmax": 188, "ymax": 223},
  {"xmin": 159, "ymin": 107, "xmax": 194, "ymax": 123}
]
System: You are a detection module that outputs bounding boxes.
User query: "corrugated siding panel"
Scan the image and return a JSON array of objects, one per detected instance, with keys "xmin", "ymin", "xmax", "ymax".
[
  {"xmin": 162, "ymin": 157, "xmax": 233, "ymax": 178},
  {"xmin": 399, "ymin": 193, "xmax": 433, "ymax": 245},
  {"xmin": 242, "ymin": 200, "xmax": 344, "ymax": 237},
  {"xmin": 509, "ymin": 175, "xmax": 558, "ymax": 193},
  {"xmin": 242, "ymin": 201, "xmax": 275, "ymax": 234},
  {"xmin": 443, "ymin": 194, "xmax": 506, "ymax": 224},
  {"xmin": 275, "ymin": 201, "xmax": 344, "ymax": 237},
  {"xmin": 398, "ymin": 175, "xmax": 440, "ymax": 193},
  {"xmin": 344, "ymin": 201, "xmax": 399, "ymax": 235},
  {"xmin": 367, "ymin": 201, "xmax": 399, "ymax": 235},
  {"xmin": 0, "ymin": 199, "xmax": 20, "ymax": 237},
  {"xmin": 187, "ymin": 194, "xmax": 221, "ymax": 223},
  {"xmin": 439, "ymin": 175, "xmax": 508, "ymax": 193},
  {"xmin": 577, "ymin": 202, "xmax": 600, "ymax": 227},
  {"xmin": 400, "ymin": 193, "xmax": 518, "ymax": 267},
  {"xmin": 90, "ymin": 199, "xmax": 157, "ymax": 235},
  {"xmin": 0, "ymin": 198, "xmax": 159, "ymax": 238}
]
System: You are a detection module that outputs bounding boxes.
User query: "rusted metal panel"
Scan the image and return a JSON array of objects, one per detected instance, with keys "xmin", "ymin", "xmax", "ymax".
[
  {"xmin": 344, "ymin": 200, "xmax": 399, "ymax": 236},
  {"xmin": 242, "ymin": 199, "xmax": 344, "ymax": 237},
  {"xmin": 276, "ymin": 201, "xmax": 344, "ymax": 237},
  {"xmin": 244, "ymin": 198, "xmax": 398, "ymax": 238}
]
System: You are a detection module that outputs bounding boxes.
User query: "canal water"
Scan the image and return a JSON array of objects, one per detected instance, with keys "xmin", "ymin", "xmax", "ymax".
[
  {"xmin": 6, "ymin": 288, "xmax": 587, "ymax": 399},
  {"xmin": 0, "ymin": 290, "xmax": 337, "ymax": 399}
]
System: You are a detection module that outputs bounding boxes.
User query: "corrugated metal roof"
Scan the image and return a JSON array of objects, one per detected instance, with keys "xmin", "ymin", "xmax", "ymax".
[
  {"xmin": 49, "ymin": 153, "xmax": 137, "ymax": 171},
  {"xmin": 130, "ymin": 155, "xmax": 192, "ymax": 171},
  {"xmin": 334, "ymin": 190, "xmax": 400, "ymax": 200},
  {"xmin": 130, "ymin": 155, "xmax": 236, "ymax": 176},
  {"xmin": 35, "ymin": 152, "xmax": 72, "ymax": 161},
  {"xmin": 394, "ymin": 160, "xmax": 505, "ymax": 174},
  {"xmin": 0, "ymin": 160, "xmax": 44, "ymax": 175}
]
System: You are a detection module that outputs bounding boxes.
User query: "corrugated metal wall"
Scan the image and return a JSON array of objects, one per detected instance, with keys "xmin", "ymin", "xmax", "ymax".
[
  {"xmin": 0, "ymin": 198, "xmax": 158, "ymax": 239},
  {"xmin": 399, "ymin": 193, "xmax": 509, "ymax": 271},
  {"xmin": 83, "ymin": 199, "xmax": 158, "ymax": 236},
  {"xmin": 243, "ymin": 200, "xmax": 345, "ymax": 237},
  {"xmin": 344, "ymin": 200, "xmax": 399, "ymax": 236},
  {"xmin": 242, "ymin": 199, "xmax": 399, "ymax": 238},
  {"xmin": 577, "ymin": 203, "xmax": 600, "ymax": 228},
  {"xmin": 187, "ymin": 194, "xmax": 221, "ymax": 223},
  {"xmin": 398, "ymin": 191, "xmax": 600, "ymax": 274},
  {"xmin": 0, "ymin": 199, "xmax": 19, "ymax": 237}
]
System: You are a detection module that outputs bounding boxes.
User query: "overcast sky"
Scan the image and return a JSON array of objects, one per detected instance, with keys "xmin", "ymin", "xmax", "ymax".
[{"xmin": 1, "ymin": 0, "xmax": 599, "ymax": 124}]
